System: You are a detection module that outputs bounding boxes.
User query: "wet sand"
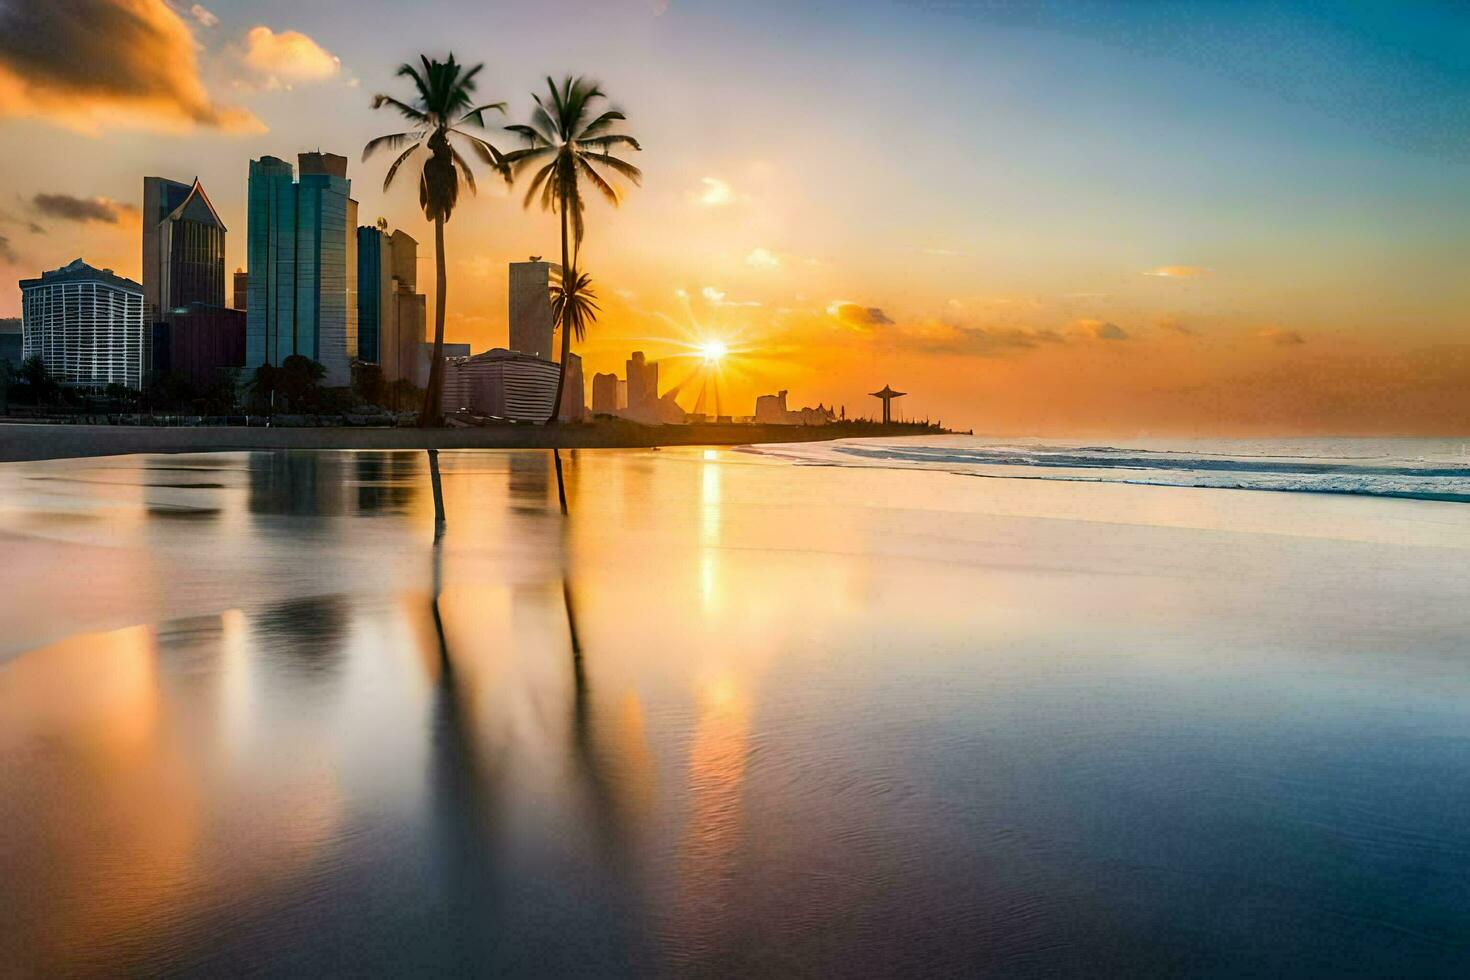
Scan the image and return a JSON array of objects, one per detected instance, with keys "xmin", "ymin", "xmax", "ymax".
[{"xmin": 2, "ymin": 448, "xmax": 1469, "ymax": 974}]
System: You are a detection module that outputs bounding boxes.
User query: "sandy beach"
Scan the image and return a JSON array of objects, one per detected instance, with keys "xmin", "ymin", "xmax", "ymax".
[
  {"xmin": 3, "ymin": 444, "xmax": 1469, "ymax": 973},
  {"xmin": 0, "ymin": 419, "xmax": 942, "ymax": 464}
]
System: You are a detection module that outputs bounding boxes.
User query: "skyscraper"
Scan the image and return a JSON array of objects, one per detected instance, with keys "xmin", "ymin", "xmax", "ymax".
[
  {"xmin": 356, "ymin": 225, "xmax": 393, "ymax": 365},
  {"xmin": 560, "ymin": 351, "xmax": 585, "ymax": 420},
  {"xmin": 21, "ymin": 259, "xmax": 145, "ymax": 389},
  {"xmin": 245, "ymin": 153, "xmax": 359, "ymax": 386},
  {"xmin": 591, "ymin": 371, "xmax": 619, "ymax": 415},
  {"xmin": 626, "ymin": 350, "xmax": 658, "ymax": 408},
  {"xmin": 233, "ymin": 269, "xmax": 248, "ymax": 311},
  {"xmin": 142, "ymin": 176, "xmax": 226, "ymax": 374},
  {"xmin": 508, "ymin": 259, "xmax": 557, "ymax": 359}
]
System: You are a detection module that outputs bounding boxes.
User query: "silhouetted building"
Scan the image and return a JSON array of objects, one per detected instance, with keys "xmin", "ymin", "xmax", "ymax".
[
  {"xmin": 560, "ymin": 352, "xmax": 585, "ymax": 420},
  {"xmin": 509, "ymin": 259, "xmax": 559, "ymax": 359},
  {"xmin": 152, "ymin": 302, "xmax": 246, "ymax": 387},
  {"xmin": 591, "ymin": 371, "xmax": 619, "ymax": 415},
  {"xmin": 233, "ymin": 269, "xmax": 247, "ymax": 310},
  {"xmin": 245, "ymin": 153, "xmax": 359, "ymax": 386},
  {"xmin": 0, "ymin": 318, "xmax": 20, "ymax": 369},
  {"xmin": 626, "ymin": 350, "xmax": 658, "ymax": 408},
  {"xmin": 20, "ymin": 259, "xmax": 145, "ymax": 389},
  {"xmin": 755, "ymin": 389, "xmax": 835, "ymax": 425}
]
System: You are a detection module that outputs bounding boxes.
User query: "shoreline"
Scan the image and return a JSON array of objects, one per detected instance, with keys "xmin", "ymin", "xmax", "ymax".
[{"xmin": 0, "ymin": 419, "xmax": 948, "ymax": 463}]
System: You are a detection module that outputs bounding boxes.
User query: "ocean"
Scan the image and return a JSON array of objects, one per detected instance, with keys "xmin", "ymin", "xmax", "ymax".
[{"xmin": 748, "ymin": 435, "xmax": 1470, "ymax": 502}]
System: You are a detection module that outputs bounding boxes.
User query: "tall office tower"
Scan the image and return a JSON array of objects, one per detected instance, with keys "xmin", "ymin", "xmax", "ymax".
[
  {"xmin": 395, "ymin": 288, "xmax": 427, "ymax": 386},
  {"xmin": 508, "ymin": 259, "xmax": 557, "ymax": 359},
  {"xmin": 356, "ymin": 225, "xmax": 395, "ymax": 364},
  {"xmin": 233, "ymin": 269, "xmax": 248, "ymax": 311},
  {"xmin": 626, "ymin": 350, "xmax": 659, "ymax": 408},
  {"xmin": 142, "ymin": 176, "xmax": 226, "ymax": 373},
  {"xmin": 245, "ymin": 153, "xmax": 360, "ymax": 386},
  {"xmin": 21, "ymin": 259, "xmax": 145, "ymax": 389},
  {"xmin": 591, "ymin": 371, "xmax": 619, "ymax": 415}
]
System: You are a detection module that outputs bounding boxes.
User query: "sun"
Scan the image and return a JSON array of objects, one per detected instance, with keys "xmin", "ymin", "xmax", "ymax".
[{"xmin": 698, "ymin": 339, "xmax": 729, "ymax": 363}]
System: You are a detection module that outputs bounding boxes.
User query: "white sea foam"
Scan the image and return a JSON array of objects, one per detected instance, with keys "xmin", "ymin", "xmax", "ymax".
[{"xmin": 747, "ymin": 436, "xmax": 1470, "ymax": 502}]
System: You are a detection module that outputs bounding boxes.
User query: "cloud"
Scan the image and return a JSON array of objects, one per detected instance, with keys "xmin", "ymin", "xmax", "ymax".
[
  {"xmin": 702, "ymin": 286, "xmax": 760, "ymax": 308},
  {"xmin": 920, "ymin": 247, "xmax": 970, "ymax": 257},
  {"xmin": 0, "ymin": 0, "xmax": 263, "ymax": 135},
  {"xmin": 745, "ymin": 247, "xmax": 781, "ymax": 269},
  {"xmin": 1257, "ymin": 327, "xmax": 1305, "ymax": 346},
  {"xmin": 827, "ymin": 301, "xmax": 894, "ymax": 328},
  {"xmin": 1157, "ymin": 314, "xmax": 1195, "ymax": 337},
  {"xmin": 1074, "ymin": 318, "xmax": 1129, "ymax": 341},
  {"xmin": 0, "ymin": 235, "xmax": 18, "ymax": 264},
  {"xmin": 32, "ymin": 194, "xmax": 140, "ymax": 226},
  {"xmin": 241, "ymin": 26, "xmax": 340, "ymax": 84},
  {"xmin": 1143, "ymin": 265, "xmax": 1209, "ymax": 278},
  {"xmin": 188, "ymin": 3, "xmax": 218, "ymax": 27},
  {"xmin": 902, "ymin": 321, "xmax": 1063, "ymax": 356},
  {"xmin": 694, "ymin": 177, "xmax": 734, "ymax": 207}
]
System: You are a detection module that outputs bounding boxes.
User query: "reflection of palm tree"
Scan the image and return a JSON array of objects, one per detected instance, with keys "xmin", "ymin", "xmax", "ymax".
[
  {"xmin": 504, "ymin": 77, "xmax": 641, "ymax": 423},
  {"xmin": 364, "ymin": 55, "xmax": 509, "ymax": 428},
  {"xmin": 428, "ymin": 449, "xmax": 447, "ymax": 539}
]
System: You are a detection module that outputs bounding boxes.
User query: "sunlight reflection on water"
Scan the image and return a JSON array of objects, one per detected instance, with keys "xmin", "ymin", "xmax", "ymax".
[{"xmin": 3, "ymin": 448, "xmax": 1470, "ymax": 975}]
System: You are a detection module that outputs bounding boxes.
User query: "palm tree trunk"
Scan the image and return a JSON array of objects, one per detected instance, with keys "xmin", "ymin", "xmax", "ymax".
[
  {"xmin": 547, "ymin": 190, "xmax": 571, "ymax": 425},
  {"xmin": 421, "ymin": 214, "xmax": 447, "ymax": 428}
]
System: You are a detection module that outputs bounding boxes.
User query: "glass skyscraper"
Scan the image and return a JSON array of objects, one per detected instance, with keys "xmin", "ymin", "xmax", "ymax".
[{"xmin": 245, "ymin": 153, "xmax": 358, "ymax": 386}]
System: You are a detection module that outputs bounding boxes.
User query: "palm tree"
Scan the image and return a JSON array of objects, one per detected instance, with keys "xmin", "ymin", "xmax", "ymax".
[
  {"xmin": 504, "ymin": 76, "xmax": 641, "ymax": 423},
  {"xmin": 364, "ymin": 54, "xmax": 509, "ymax": 427}
]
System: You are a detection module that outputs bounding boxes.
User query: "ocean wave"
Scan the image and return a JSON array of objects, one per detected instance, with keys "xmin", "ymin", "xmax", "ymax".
[{"xmin": 748, "ymin": 438, "xmax": 1470, "ymax": 503}]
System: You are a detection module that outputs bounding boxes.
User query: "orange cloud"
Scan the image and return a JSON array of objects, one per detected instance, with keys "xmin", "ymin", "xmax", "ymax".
[
  {"xmin": 241, "ymin": 26, "xmax": 340, "ymax": 84},
  {"xmin": 827, "ymin": 301, "xmax": 893, "ymax": 329},
  {"xmin": 1143, "ymin": 265, "xmax": 1209, "ymax": 278},
  {"xmin": 1074, "ymin": 318, "xmax": 1129, "ymax": 341},
  {"xmin": 0, "ymin": 0, "xmax": 263, "ymax": 135},
  {"xmin": 1257, "ymin": 326, "xmax": 1306, "ymax": 346}
]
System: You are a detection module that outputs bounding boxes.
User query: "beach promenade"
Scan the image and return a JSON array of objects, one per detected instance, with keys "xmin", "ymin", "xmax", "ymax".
[{"xmin": 0, "ymin": 419, "xmax": 946, "ymax": 463}]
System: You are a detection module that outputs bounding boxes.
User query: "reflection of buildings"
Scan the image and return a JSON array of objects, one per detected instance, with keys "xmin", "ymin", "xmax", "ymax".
[
  {"xmin": 754, "ymin": 390, "xmax": 835, "ymax": 425},
  {"xmin": 21, "ymin": 259, "xmax": 145, "ymax": 390},
  {"xmin": 245, "ymin": 153, "xmax": 359, "ymax": 386}
]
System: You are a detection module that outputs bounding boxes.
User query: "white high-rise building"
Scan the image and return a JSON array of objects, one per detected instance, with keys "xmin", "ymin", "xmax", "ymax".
[{"xmin": 20, "ymin": 259, "xmax": 145, "ymax": 390}]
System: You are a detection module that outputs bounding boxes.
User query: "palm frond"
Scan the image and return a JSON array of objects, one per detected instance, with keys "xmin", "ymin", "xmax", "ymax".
[
  {"xmin": 522, "ymin": 161, "xmax": 555, "ymax": 210},
  {"xmin": 576, "ymin": 157, "xmax": 620, "ymax": 205},
  {"xmin": 371, "ymin": 94, "xmax": 428, "ymax": 124},
  {"xmin": 457, "ymin": 102, "xmax": 506, "ymax": 129},
  {"xmin": 582, "ymin": 151, "xmax": 643, "ymax": 185},
  {"xmin": 362, "ymin": 131, "xmax": 417, "ymax": 161},
  {"xmin": 382, "ymin": 141, "xmax": 422, "ymax": 191}
]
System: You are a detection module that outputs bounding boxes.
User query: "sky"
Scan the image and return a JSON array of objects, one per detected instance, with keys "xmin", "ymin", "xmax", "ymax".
[{"xmin": 0, "ymin": 0, "xmax": 1467, "ymax": 434}]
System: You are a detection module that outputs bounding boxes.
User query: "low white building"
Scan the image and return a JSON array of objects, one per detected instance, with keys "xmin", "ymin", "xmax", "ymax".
[
  {"xmin": 20, "ymin": 259, "xmax": 145, "ymax": 390},
  {"xmin": 442, "ymin": 348, "xmax": 583, "ymax": 422}
]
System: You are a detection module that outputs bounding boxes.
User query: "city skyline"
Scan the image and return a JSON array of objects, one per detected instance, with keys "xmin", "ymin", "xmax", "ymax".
[{"xmin": 1, "ymin": 1, "xmax": 1468, "ymax": 433}]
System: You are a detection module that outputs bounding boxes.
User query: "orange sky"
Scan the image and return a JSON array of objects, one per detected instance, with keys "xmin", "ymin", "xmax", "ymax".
[{"xmin": 1, "ymin": 0, "xmax": 1467, "ymax": 434}]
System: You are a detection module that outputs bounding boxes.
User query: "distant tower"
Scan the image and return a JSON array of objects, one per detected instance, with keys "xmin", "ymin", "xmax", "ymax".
[
  {"xmin": 232, "ymin": 268, "xmax": 248, "ymax": 311},
  {"xmin": 509, "ymin": 259, "xmax": 558, "ymax": 359},
  {"xmin": 870, "ymin": 385, "xmax": 906, "ymax": 425}
]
